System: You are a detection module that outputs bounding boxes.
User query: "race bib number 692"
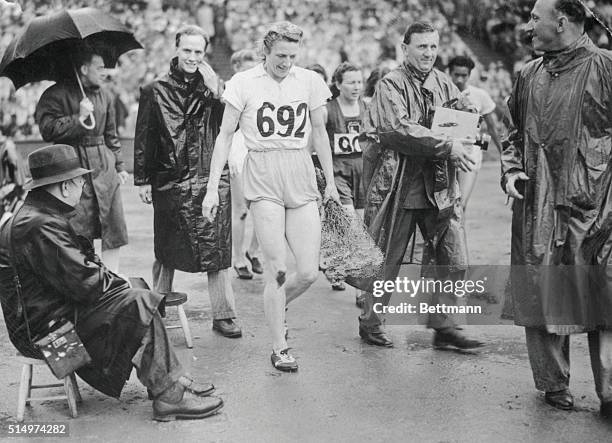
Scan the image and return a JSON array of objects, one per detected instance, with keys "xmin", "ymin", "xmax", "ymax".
[{"xmin": 256, "ymin": 102, "xmax": 308, "ymax": 139}]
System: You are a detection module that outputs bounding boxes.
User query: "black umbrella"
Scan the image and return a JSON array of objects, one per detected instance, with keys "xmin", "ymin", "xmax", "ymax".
[
  {"xmin": 0, "ymin": 7, "xmax": 142, "ymax": 128},
  {"xmin": 0, "ymin": 7, "xmax": 142, "ymax": 89}
]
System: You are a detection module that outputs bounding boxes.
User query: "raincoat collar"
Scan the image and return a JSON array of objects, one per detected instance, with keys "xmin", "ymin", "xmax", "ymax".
[
  {"xmin": 25, "ymin": 189, "xmax": 75, "ymax": 215},
  {"xmin": 542, "ymin": 33, "xmax": 594, "ymax": 73},
  {"xmin": 402, "ymin": 61, "xmax": 429, "ymax": 84},
  {"xmin": 168, "ymin": 57, "xmax": 203, "ymax": 85},
  {"xmin": 402, "ymin": 61, "xmax": 438, "ymax": 91}
]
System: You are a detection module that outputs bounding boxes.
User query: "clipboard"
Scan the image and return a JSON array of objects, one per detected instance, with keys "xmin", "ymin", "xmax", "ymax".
[{"xmin": 431, "ymin": 106, "xmax": 480, "ymax": 141}]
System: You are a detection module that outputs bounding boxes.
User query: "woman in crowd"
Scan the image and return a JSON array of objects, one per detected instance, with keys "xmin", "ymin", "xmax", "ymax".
[{"xmin": 324, "ymin": 62, "xmax": 367, "ymax": 293}]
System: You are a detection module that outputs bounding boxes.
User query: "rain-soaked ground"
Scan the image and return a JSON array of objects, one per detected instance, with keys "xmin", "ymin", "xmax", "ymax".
[{"xmin": 1, "ymin": 162, "xmax": 611, "ymax": 442}]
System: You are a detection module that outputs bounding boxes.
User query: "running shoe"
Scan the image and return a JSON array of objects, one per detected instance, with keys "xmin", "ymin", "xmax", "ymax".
[{"xmin": 270, "ymin": 348, "xmax": 298, "ymax": 372}]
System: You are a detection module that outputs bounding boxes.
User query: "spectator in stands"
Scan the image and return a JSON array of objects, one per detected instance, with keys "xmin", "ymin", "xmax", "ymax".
[{"xmin": 448, "ymin": 55, "xmax": 503, "ymax": 209}]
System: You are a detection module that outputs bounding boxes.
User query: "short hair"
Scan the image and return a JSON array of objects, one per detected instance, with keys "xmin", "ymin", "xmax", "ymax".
[
  {"xmin": 332, "ymin": 62, "xmax": 360, "ymax": 85},
  {"xmin": 306, "ymin": 63, "xmax": 328, "ymax": 82},
  {"xmin": 364, "ymin": 67, "xmax": 390, "ymax": 97},
  {"xmin": 262, "ymin": 21, "xmax": 303, "ymax": 54},
  {"xmin": 175, "ymin": 24, "xmax": 209, "ymax": 48},
  {"xmin": 403, "ymin": 21, "xmax": 437, "ymax": 45},
  {"xmin": 448, "ymin": 55, "xmax": 476, "ymax": 73},
  {"xmin": 231, "ymin": 49, "xmax": 258, "ymax": 68},
  {"xmin": 554, "ymin": 0, "xmax": 587, "ymax": 24}
]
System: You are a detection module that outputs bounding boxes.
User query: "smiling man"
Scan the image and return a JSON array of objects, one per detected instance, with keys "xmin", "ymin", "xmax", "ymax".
[
  {"xmin": 358, "ymin": 21, "xmax": 483, "ymax": 350},
  {"xmin": 134, "ymin": 25, "xmax": 242, "ymax": 339},
  {"xmin": 502, "ymin": 0, "xmax": 612, "ymax": 419}
]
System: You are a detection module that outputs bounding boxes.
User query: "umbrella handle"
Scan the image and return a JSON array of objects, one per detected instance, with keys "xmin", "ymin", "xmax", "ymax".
[
  {"xmin": 79, "ymin": 114, "xmax": 96, "ymax": 130},
  {"xmin": 74, "ymin": 66, "xmax": 96, "ymax": 130}
]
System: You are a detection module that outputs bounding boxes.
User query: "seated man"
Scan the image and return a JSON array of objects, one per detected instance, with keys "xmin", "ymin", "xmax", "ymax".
[{"xmin": 0, "ymin": 144, "xmax": 223, "ymax": 422}]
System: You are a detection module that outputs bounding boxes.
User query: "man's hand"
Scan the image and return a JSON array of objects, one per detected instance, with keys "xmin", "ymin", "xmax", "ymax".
[
  {"xmin": 139, "ymin": 184, "xmax": 152, "ymax": 204},
  {"xmin": 79, "ymin": 97, "xmax": 94, "ymax": 119},
  {"xmin": 448, "ymin": 140, "xmax": 477, "ymax": 172},
  {"xmin": 504, "ymin": 171, "xmax": 529, "ymax": 199},
  {"xmin": 117, "ymin": 170, "xmax": 129, "ymax": 185},
  {"xmin": 198, "ymin": 61, "xmax": 221, "ymax": 97},
  {"xmin": 457, "ymin": 90, "xmax": 478, "ymax": 113},
  {"xmin": 323, "ymin": 183, "xmax": 341, "ymax": 204},
  {"xmin": 202, "ymin": 190, "xmax": 219, "ymax": 221}
]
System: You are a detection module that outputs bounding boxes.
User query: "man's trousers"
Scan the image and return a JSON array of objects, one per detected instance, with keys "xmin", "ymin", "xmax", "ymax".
[
  {"xmin": 152, "ymin": 259, "xmax": 236, "ymax": 320},
  {"xmin": 360, "ymin": 206, "xmax": 467, "ymax": 330},
  {"xmin": 525, "ymin": 327, "xmax": 612, "ymax": 402}
]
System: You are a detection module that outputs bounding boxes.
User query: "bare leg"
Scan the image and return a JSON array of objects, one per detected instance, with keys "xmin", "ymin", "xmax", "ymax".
[
  {"xmin": 250, "ymin": 200, "xmax": 288, "ymax": 352},
  {"xmin": 246, "ymin": 212, "xmax": 260, "ymax": 257},
  {"xmin": 284, "ymin": 201, "xmax": 321, "ymax": 305}
]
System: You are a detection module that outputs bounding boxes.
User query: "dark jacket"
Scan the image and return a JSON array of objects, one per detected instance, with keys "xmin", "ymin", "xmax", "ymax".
[
  {"xmin": 0, "ymin": 191, "xmax": 162, "ymax": 398},
  {"xmin": 133, "ymin": 59, "xmax": 231, "ymax": 272},
  {"xmin": 361, "ymin": 64, "xmax": 464, "ymax": 259},
  {"xmin": 35, "ymin": 82, "xmax": 128, "ymax": 249},
  {"xmin": 501, "ymin": 35, "xmax": 612, "ymax": 333}
]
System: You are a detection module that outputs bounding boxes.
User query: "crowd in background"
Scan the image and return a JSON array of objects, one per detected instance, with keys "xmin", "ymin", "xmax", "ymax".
[{"xmin": 2, "ymin": 0, "xmax": 611, "ymax": 140}]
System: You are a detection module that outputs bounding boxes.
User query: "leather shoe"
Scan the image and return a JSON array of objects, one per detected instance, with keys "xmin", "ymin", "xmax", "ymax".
[
  {"xmin": 246, "ymin": 252, "xmax": 263, "ymax": 274},
  {"xmin": 359, "ymin": 321, "xmax": 393, "ymax": 347},
  {"xmin": 600, "ymin": 401, "xmax": 612, "ymax": 419},
  {"xmin": 544, "ymin": 389, "xmax": 574, "ymax": 410},
  {"xmin": 147, "ymin": 377, "xmax": 214, "ymax": 400},
  {"xmin": 153, "ymin": 391, "xmax": 224, "ymax": 421},
  {"xmin": 433, "ymin": 328, "xmax": 484, "ymax": 350},
  {"xmin": 212, "ymin": 318, "xmax": 242, "ymax": 338},
  {"xmin": 234, "ymin": 265, "xmax": 253, "ymax": 280},
  {"xmin": 178, "ymin": 376, "xmax": 215, "ymax": 396}
]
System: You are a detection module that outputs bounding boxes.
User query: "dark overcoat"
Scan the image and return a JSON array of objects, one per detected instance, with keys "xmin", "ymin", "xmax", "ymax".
[
  {"xmin": 133, "ymin": 59, "xmax": 231, "ymax": 273},
  {"xmin": 35, "ymin": 82, "xmax": 128, "ymax": 249},
  {"xmin": 0, "ymin": 191, "xmax": 162, "ymax": 398},
  {"xmin": 501, "ymin": 35, "xmax": 612, "ymax": 334}
]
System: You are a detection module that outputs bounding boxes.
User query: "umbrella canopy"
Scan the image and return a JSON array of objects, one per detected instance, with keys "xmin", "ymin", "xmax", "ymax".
[{"xmin": 0, "ymin": 7, "xmax": 142, "ymax": 89}]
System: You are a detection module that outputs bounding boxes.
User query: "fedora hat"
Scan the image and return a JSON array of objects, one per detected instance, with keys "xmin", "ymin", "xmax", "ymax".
[{"xmin": 25, "ymin": 144, "xmax": 92, "ymax": 190}]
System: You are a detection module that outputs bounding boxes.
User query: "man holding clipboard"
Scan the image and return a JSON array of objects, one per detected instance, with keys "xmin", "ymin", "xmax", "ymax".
[{"xmin": 358, "ymin": 21, "xmax": 483, "ymax": 350}]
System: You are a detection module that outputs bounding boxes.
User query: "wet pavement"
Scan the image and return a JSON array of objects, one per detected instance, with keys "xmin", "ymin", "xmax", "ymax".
[{"xmin": 1, "ymin": 162, "xmax": 611, "ymax": 442}]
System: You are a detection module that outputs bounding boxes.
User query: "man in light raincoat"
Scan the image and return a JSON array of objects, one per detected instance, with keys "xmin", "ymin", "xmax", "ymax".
[{"xmin": 502, "ymin": 0, "xmax": 612, "ymax": 418}]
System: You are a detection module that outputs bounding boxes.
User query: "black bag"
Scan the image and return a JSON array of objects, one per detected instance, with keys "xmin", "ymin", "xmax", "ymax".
[
  {"xmin": 34, "ymin": 320, "xmax": 91, "ymax": 379},
  {"xmin": 6, "ymin": 215, "xmax": 91, "ymax": 379}
]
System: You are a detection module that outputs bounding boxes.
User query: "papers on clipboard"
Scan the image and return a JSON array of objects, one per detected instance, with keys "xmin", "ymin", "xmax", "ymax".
[{"xmin": 431, "ymin": 106, "xmax": 480, "ymax": 141}]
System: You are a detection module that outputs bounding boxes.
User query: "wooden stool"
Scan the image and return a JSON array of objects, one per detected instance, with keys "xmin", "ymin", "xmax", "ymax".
[
  {"xmin": 163, "ymin": 292, "xmax": 193, "ymax": 349},
  {"xmin": 16, "ymin": 354, "xmax": 81, "ymax": 422}
]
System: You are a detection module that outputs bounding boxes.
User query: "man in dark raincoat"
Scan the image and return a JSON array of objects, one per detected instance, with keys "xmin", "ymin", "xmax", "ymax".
[
  {"xmin": 502, "ymin": 0, "xmax": 612, "ymax": 418},
  {"xmin": 358, "ymin": 21, "xmax": 483, "ymax": 349},
  {"xmin": 0, "ymin": 144, "xmax": 223, "ymax": 421},
  {"xmin": 35, "ymin": 46, "xmax": 128, "ymax": 273},
  {"xmin": 134, "ymin": 25, "xmax": 240, "ymax": 338}
]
